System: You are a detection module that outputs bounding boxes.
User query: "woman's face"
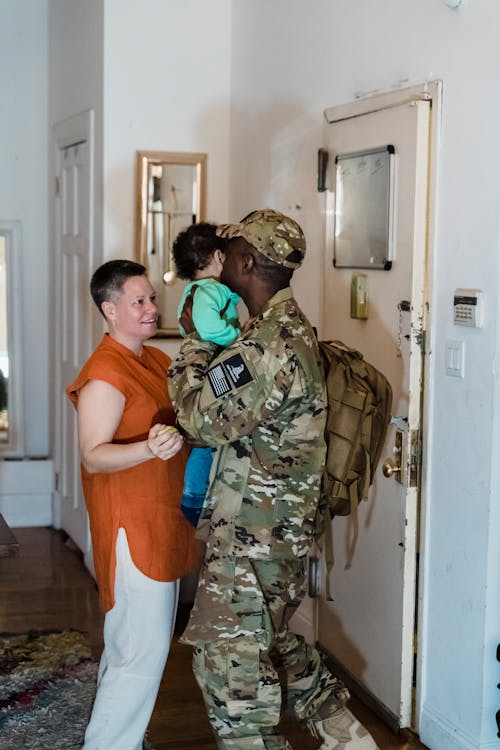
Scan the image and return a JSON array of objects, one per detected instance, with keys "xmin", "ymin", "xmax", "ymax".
[{"xmin": 106, "ymin": 274, "xmax": 158, "ymax": 345}]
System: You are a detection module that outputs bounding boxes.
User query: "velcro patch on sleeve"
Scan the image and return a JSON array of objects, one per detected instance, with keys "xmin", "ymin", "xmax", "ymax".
[
  {"xmin": 207, "ymin": 363, "xmax": 231, "ymax": 397},
  {"xmin": 207, "ymin": 353, "xmax": 253, "ymax": 398}
]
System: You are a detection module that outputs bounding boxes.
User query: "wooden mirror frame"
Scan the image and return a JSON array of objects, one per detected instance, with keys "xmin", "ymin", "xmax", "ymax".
[
  {"xmin": 135, "ymin": 150, "xmax": 207, "ymax": 337},
  {"xmin": 0, "ymin": 221, "xmax": 24, "ymax": 456}
]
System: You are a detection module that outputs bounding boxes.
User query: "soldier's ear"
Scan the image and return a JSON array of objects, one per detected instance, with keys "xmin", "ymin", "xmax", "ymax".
[{"xmin": 240, "ymin": 251, "xmax": 255, "ymax": 274}]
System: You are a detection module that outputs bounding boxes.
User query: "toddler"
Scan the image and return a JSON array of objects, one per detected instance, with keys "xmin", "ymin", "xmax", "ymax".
[{"xmin": 172, "ymin": 222, "xmax": 240, "ymax": 525}]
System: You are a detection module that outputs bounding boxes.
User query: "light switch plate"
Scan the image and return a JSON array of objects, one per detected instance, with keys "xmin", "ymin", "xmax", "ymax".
[
  {"xmin": 350, "ymin": 274, "xmax": 368, "ymax": 319},
  {"xmin": 446, "ymin": 339, "xmax": 464, "ymax": 378}
]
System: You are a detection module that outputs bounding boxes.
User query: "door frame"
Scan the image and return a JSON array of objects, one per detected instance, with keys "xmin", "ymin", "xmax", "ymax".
[
  {"xmin": 51, "ymin": 109, "xmax": 95, "ymax": 567},
  {"xmin": 320, "ymin": 80, "xmax": 441, "ymax": 732}
]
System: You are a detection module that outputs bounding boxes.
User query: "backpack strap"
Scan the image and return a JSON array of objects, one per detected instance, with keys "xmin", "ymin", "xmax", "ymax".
[
  {"xmin": 345, "ymin": 481, "xmax": 360, "ymax": 570},
  {"xmin": 344, "ymin": 445, "xmax": 371, "ymax": 569},
  {"xmin": 324, "ymin": 469, "xmax": 369, "ymax": 598},
  {"xmin": 323, "ymin": 514, "xmax": 335, "ymax": 601},
  {"xmin": 323, "ymin": 477, "xmax": 362, "ymax": 600}
]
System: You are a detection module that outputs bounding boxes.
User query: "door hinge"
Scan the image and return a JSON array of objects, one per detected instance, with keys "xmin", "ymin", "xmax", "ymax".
[
  {"xmin": 55, "ymin": 177, "xmax": 60, "ymax": 196},
  {"xmin": 54, "ymin": 472, "xmax": 60, "ymax": 491}
]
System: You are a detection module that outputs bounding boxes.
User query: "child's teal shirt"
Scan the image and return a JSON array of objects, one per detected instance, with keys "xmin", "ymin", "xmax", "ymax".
[{"xmin": 177, "ymin": 278, "xmax": 240, "ymax": 346}]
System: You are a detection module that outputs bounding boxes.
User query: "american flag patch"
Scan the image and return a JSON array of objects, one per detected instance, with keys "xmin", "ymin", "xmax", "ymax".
[
  {"xmin": 207, "ymin": 363, "xmax": 231, "ymax": 397},
  {"xmin": 207, "ymin": 354, "xmax": 253, "ymax": 398}
]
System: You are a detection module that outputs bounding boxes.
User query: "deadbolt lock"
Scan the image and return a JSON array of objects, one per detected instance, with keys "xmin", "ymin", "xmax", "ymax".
[{"xmin": 382, "ymin": 423, "xmax": 421, "ymax": 488}]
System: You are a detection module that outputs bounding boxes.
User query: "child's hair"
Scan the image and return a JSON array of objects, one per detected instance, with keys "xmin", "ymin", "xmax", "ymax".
[
  {"xmin": 90, "ymin": 259, "xmax": 146, "ymax": 317},
  {"xmin": 172, "ymin": 222, "xmax": 225, "ymax": 281}
]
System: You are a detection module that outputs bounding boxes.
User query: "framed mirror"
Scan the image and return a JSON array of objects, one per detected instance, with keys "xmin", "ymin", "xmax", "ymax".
[
  {"xmin": 135, "ymin": 150, "xmax": 207, "ymax": 336},
  {"xmin": 333, "ymin": 145, "xmax": 395, "ymax": 271},
  {"xmin": 0, "ymin": 221, "xmax": 24, "ymax": 456}
]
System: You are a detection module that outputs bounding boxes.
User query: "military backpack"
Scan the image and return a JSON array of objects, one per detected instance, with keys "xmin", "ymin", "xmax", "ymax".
[{"xmin": 316, "ymin": 340, "xmax": 393, "ymax": 598}]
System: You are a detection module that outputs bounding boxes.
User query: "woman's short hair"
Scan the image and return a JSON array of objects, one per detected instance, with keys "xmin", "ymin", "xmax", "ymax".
[{"xmin": 90, "ymin": 259, "xmax": 146, "ymax": 316}]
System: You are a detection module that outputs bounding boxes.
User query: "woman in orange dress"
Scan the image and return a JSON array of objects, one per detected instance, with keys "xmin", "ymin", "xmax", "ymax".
[{"xmin": 67, "ymin": 259, "xmax": 196, "ymax": 750}]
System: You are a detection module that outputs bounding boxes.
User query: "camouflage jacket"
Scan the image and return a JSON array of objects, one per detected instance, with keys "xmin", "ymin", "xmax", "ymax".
[{"xmin": 168, "ymin": 287, "xmax": 327, "ymax": 560}]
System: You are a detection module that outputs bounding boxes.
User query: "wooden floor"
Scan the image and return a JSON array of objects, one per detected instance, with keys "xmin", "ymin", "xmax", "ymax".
[{"xmin": 0, "ymin": 528, "xmax": 428, "ymax": 750}]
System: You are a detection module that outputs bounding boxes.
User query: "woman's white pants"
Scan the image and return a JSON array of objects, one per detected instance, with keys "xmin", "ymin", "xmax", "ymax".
[{"xmin": 82, "ymin": 527, "xmax": 179, "ymax": 750}]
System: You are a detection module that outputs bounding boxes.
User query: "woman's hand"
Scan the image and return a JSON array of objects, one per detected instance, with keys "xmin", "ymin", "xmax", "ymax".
[{"xmin": 147, "ymin": 424, "xmax": 184, "ymax": 461}]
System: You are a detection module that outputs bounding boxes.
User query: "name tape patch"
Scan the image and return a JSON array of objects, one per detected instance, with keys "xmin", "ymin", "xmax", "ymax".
[{"xmin": 207, "ymin": 353, "xmax": 253, "ymax": 398}]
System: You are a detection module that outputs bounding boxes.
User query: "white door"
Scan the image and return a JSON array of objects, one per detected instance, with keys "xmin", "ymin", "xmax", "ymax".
[
  {"xmin": 318, "ymin": 86, "xmax": 435, "ymax": 729},
  {"xmin": 53, "ymin": 125, "xmax": 94, "ymax": 565}
]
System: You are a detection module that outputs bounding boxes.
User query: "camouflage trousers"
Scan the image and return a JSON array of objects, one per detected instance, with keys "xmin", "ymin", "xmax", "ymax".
[{"xmin": 181, "ymin": 555, "xmax": 349, "ymax": 750}]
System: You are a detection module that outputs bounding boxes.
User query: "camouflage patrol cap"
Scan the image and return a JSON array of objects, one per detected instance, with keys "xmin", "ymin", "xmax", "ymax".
[{"xmin": 216, "ymin": 209, "xmax": 306, "ymax": 269}]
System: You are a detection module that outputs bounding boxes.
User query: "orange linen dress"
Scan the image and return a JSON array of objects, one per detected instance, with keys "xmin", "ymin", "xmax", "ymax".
[{"xmin": 67, "ymin": 334, "xmax": 196, "ymax": 612}]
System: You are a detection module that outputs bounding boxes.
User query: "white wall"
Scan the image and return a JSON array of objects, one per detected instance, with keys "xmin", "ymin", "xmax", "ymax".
[
  {"xmin": 0, "ymin": 0, "xmax": 49, "ymax": 455},
  {"xmin": 102, "ymin": 0, "xmax": 232, "ymax": 261},
  {"xmin": 48, "ymin": 0, "xmax": 104, "ymax": 127},
  {"xmin": 48, "ymin": 0, "xmax": 105, "ymax": 350},
  {"xmin": 0, "ymin": 1, "xmax": 53, "ymax": 524},
  {"xmin": 228, "ymin": 1, "xmax": 500, "ymax": 748}
]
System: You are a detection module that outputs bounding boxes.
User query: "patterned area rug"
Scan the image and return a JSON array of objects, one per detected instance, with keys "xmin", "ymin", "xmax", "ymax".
[{"xmin": 0, "ymin": 629, "xmax": 98, "ymax": 750}]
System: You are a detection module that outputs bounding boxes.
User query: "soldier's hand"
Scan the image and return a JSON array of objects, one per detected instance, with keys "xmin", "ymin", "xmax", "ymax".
[
  {"xmin": 179, "ymin": 286, "xmax": 197, "ymax": 334},
  {"xmin": 241, "ymin": 316, "xmax": 257, "ymax": 334}
]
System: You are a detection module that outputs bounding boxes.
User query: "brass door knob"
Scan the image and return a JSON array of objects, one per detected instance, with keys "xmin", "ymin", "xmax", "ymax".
[{"xmin": 382, "ymin": 460, "xmax": 401, "ymax": 478}]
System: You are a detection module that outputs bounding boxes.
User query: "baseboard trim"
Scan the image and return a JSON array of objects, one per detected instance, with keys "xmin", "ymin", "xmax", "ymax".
[
  {"xmin": 420, "ymin": 702, "xmax": 494, "ymax": 750},
  {"xmin": 0, "ymin": 494, "xmax": 52, "ymax": 527},
  {"xmin": 0, "ymin": 458, "xmax": 53, "ymax": 526}
]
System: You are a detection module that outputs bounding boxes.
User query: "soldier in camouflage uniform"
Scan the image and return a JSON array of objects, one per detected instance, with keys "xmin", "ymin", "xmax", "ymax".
[{"xmin": 168, "ymin": 210, "xmax": 379, "ymax": 750}]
